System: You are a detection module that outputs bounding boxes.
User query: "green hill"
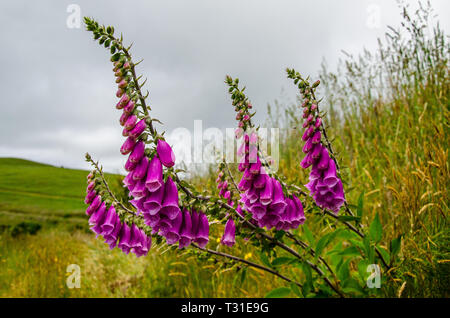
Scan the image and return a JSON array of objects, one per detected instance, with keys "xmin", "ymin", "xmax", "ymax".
[{"xmin": 0, "ymin": 158, "xmax": 96, "ymax": 230}]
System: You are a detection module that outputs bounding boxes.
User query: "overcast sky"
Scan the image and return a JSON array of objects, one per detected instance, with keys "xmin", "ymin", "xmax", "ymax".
[{"xmin": 0, "ymin": 0, "xmax": 448, "ymax": 174}]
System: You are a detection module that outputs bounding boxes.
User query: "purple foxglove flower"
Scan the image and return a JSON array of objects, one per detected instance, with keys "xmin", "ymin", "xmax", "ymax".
[
  {"xmin": 143, "ymin": 184, "xmax": 165, "ymax": 215},
  {"xmin": 123, "ymin": 172, "xmax": 136, "ymax": 191},
  {"xmin": 249, "ymin": 132, "xmax": 258, "ymax": 145},
  {"xmin": 84, "ymin": 189, "xmax": 96, "ymax": 204},
  {"xmin": 248, "ymin": 202, "xmax": 266, "ymax": 220},
  {"xmin": 86, "ymin": 195, "xmax": 101, "ymax": 216},
  {"xmin": 130, "ymin": 196, "xmax": 146, "ymax": 215},
  {"xmin": 104, "ymin": 216, "xmax": 122, "ymax": 249},
  {"xmin": 123, "ymin": 100, "xmax": 135, "ymax": 114},
  {"xmin": 310, "ymin": 164, "xmax": 322, "ymax": 180},
  {"xmin": 116, "ymin": 94, "xmax": 129, "ymax": 109},
  {"xmin": 269, "ymin": 179, "xmax": 287, "ymax": 212},
  {"xmin": 292, "ymin": 195, "xmax": 305, "ymax": 226},
  {"xmin": 157, "ymin": 215, "xmax": 173, "ymax": 236},
  {"xmin": 260, "ymin": 177, "xmax": 274, "ymax": 205},
  {"xmin": 220, "ymin": 219, "xmax": 236, "ymax": 247},
  {"xmin": 87, "ymin": 181, "xmax": 95, "ymax": 192},
  {"xmin": 129, "ymin": 141, "xmax": 145, "ymax": 164},
  {"xmin": 307, "ymin": 114, "xmax": 313, "ymax": 123},
  {"xmin": 128, "ymin": 119, "xmax": 146, "ymax": 138},
  {"xmin": 237, "ymin": 142, "xmax": 247, "ymax": 157},
  {"xmin": 300, "ymin": 152, "xmax": 313, "ymax": 169},
  {"xmin": 223, "ymin": 190, "xmax": 231, "ymax": 199},
  {"xmin": 165, "ymin": 211, "xmax": 183, "ymax": 245},
  {"xmin": 315, "ymin": 117, "xmax": 322, "ymax": 128},
  {"xmin": 219, "ymin": 187, "xmax": 226, "ymax": 197},
  {"xmin": 238, "ymin": 177, "xmax": 252, "ymax": 192},
  {"xmin": 160, "ymin": 177, "xmax": 180, "ymax": 219},
  {"xmin": 247, "ymin": 186, "xmax": 260, "ymax": 204},
  {"xmin": 119, "ymin": 111, "xmax": 130, "ymax": 126},
  {"xmin": 130, "ymin": 223, "xmax": 143, "ymax": 251},
  {"xmin": 235, "ymin": 128, "xmax": 243, "ymax": 139},
  {"xmin": 311, "ymin": 130, "xmax": 321, "ymax": 144},
  {"xmin": 243, "ymin": 168, "xmax": 254, "ymax": 181},
  {"xmin": 101, "ymin": 206, "xmax": 117, "ymax": 235},
  {"xmin": 130, "ymin": 179, "xmax": 148, "ymax": 199},
  {"xmin": 323, "ymin": 159, "xmax": 338, "ymax": 187},
  {"xmin": 118, "ymin": 223, "xmax": 132, "ymax": 254},
  {"xmin": 124, "ymin": 115, "xmax": 137, "ymax": 130},
  {"xmin": 317, "ymin": 147, "xmax": 330, "ymax": 170},
  {"xmin": 190, "ymin": 210, "xmax": 200, "ymax": 235},
  {"xmin": 116, "ymin": 88, "xmax": 124, "ymax": 98},
  {"xmin": 311, "ymin": 144, "xmax": 322, "ymax": 160},
  {"xmin": 120, "ymin": 137, "xmax": 136, "ymax": 155},
  {"xmin": 156, "ymin": 139, "xmax": 176, "ymax": 168},
  {"xmin": 305, "ymin": 179, "xmax": 318, "ymax": 194},
  {"xmin": 302, "ymin": 121, "xmax": 309, "ymax": 128},
  {"xmin": 144, "ymin": 213, "xmax": 160, "ymax": 228},
  {"xmin": 253, "ymin": 171, "xmax": 267, "ymax": 189},
  {"xmin": 179, "ymin": 209, "xmax": 193, "ymax": 249},
  {"xmin": 194, "ymin": 212, "xmax": 209, "ymax": 248},
  {"xmin": 124, "ymin": 155, "xmax": 138, "ymax": 172},
  {"xmin": 132, "ymin": 156, "xmax": 149, "ymax": 180},
  {"xmin": 250, "ymin": 157, "xmax": 261, "ymax": 174},
  {"xmin": 302, "ymin": 137, "xmax": 313, "ymax": 153},
  {"xmin": 134, "ymin": 233, "xmax": 151, "ymax": 257},
  {"xmin": 302, "ymin": 128, "xmax": 311, "ymax": 141},
  {"xmin": 145, "ymin": 156, "xmax": 164, "ymax": 192},
  {"xmin": 122, "ymin": 127, "xmax": 130, "ymax": 137},
  {"xmin": 89, "ymin": 202, "xmax": 107, "ymax": 225}
]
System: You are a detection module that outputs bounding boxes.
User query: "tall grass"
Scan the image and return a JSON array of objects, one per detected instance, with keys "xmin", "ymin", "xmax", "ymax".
[{"xmin": 267, "ymin": 1, "xmax": 449, "ymax": 297}]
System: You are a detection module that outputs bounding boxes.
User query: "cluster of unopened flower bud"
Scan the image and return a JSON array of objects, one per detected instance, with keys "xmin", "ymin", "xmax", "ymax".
[
  {"xmin": 225, "ymin": 75, "xmax": 254, "ymax": 136},
  {"xmin": 287, "ymin": 68, "xmax": 345, "ymax": 214}
]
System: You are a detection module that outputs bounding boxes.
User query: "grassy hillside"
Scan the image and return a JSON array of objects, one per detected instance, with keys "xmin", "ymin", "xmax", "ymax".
[{"xmin": 0, "ymin": 158, "xmax": 89, "ymax": 231}]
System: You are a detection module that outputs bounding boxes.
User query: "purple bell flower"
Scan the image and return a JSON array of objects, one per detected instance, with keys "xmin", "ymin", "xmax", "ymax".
[
  {"xmin": 145, "ymin": 156, "xmax": 163, "ymax": 192},
  {"xmin": 220, "ymin": 218, "xmax": 236, "ymax": 247},
  {"xmin": 156, "ymin": 139, "xmax": 176, "ymax": 168},
  {"xmin": 194, "ymin": 212, "xmax": 209, "ymax": 248},
  {"xmin": 160, "ymin": 177, "xmax": 180, "ymax": 219}
]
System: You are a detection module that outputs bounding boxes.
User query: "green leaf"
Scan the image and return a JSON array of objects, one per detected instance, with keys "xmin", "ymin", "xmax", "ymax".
[
  {"xmin": 357, "ymin": 191, "xmax": 365, "ymax": 218},
  {"xmin": 265, "ymin": 287, "xmax": 291, "ymax": 298},
  {"xmin": 337, "ymin": 259, "xmax": 351, "ymax": 282},
  {"xmin": 315, "ymin": 230, "xmax": 341, "ymax": 259},
  {"xmin": 290, "ymin": 282, "xmax": 303, "ymax": 298},
  {"xmin": 272, "ymin": 257, "xmax": 295, "ymax": 266},
  {"xmin": 390, "ymin": 235, "xmax": 402, "ymax": 262},
  {"xmin": 369, "ymin": 213, "xmax": 383, "ymax": 243},
  {"xmin": 259, "ymin": 252, "xmax": 272, "ymax": 268},
  {"xmin": 338, "ymin": 246, "xmax": 361, "ymax": 257},
  {"xmin": 376, "ymin": 245, "xmax": 390, "ymax": 265},
  {"xmin": 303, "ymin": 224, "xmax": 315, "ymax": 246}
]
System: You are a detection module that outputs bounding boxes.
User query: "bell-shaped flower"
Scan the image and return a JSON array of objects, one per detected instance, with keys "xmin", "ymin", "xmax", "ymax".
[
  {"xmin": 220, "ymin": 218, "xmax": 236, "ymax": 247},
  {"xmin": 260, "ymin": 177, "xmax": 274, "ymax": 206},
  {"xmin": 238, "ymin": 177, "xmax": 252, "ymax": 192},
  {"xmin": 160, "ymin": 177, "xmax": 180, "ymax": 219},
  {"xmin": 156, "ymin": 139, "xmax": 176, "ymax": 168},
  {"xmin": 145, "ymin": 156, "xmax": 163, "ymax": 192},
  {"xmin": 123, "ymin": 100, "xmax": 135, "ymax": 114},
  {"xmin": 194, "ymin": 212, "xmax": 209, "ymax": 248},
  {"xmin": 165, "ymin": 211, "xmax": 183, "ymax": 245},
  {"xmin": 130, "ymin": 179, "xmax": 147, "ymax": 199},
  {"xmin": 253, "ymin": 171, "xmax": 267, "ymax": 189},
  {"xmin": 89, "ymin": 202, "xmax": 107, "ymax": 225},
  {"xmin": 179, "ymin": 209, "xmax": 193, "ymax": 249},
  {"xmin": 118, "ymin": 223, "xmax": 132, "ymax": 254},
  {"xmin": 132, "ymin": 156, "xmax": 148, "ymax": 181},
  {"xmin": 143, "ymin": 184, "xmax": 165, "ymax": 215},
  {"xmin": 129, "ymin": 141, "xmax": 145, "ymax": 164},
  {"xmin": 323, "ymin": 159, "xmax": 339, "ymax": 187},
  {"xmin": 317, "ymin": 147, "xmax": 330, "ymax": 170}
]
